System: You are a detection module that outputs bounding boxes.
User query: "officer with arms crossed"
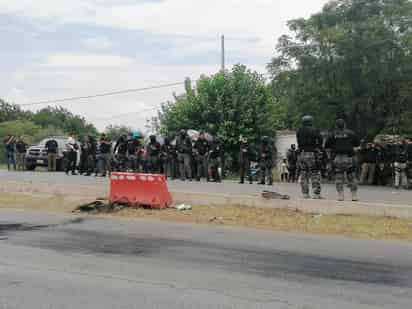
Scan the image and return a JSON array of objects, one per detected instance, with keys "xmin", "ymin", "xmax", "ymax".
[
  {"xmin": 296, "ymin": 115, "xmax": 323, "ymax": 199},
  {"xmin": 325, "ymin": 119, "xmax": 360, "ymax": 201}
]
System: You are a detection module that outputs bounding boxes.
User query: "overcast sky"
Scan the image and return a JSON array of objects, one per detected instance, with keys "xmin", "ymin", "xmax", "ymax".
[{"xmin": 0, "ymin": 0, "xmax": 329, "ymax": 131}]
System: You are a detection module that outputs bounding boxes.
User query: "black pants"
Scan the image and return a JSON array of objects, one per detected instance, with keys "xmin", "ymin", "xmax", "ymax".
[
  {"xmin": 65, "ymin": 151, "xmax": 77, "ymax": 174},
  {"xmin": 239, "ymin": 158, "xmax": 252, "ymax": 183},
  {"xmin": 288, "ymin": 165, "xmax": 297, "ymax": 182}
]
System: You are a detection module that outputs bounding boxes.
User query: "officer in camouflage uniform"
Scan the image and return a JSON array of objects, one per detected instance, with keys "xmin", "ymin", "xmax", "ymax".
[
  {"xmin": 258, "ymin": 136, "xmax": 274, "ymax": 185},
  {"xmin": 325, "ymin": 119, "xmax": 360, "ymax": 201},
  {"xmin": 194, "ymin": 132, "xmax": 210, "ymax": 181},
  {"xmin": 393, "ymin": 140, "xmax": 409, "ymax": 189},
  {"xmin": 406, "ymin": 137, "xmax": 412, "ymax": 189},
  {"xmin": 239, "ymin": 136, "xmax": 254, "ymax": 184},
  {"xmin": 147, "ymin": 135, "xmax": 161, "ymax": 173},
  {"xmin": 176, "ymin": 130, "xmax": 192, "ymax": 181},
  {"xmin": 296, "ymin": 115, "xmax": 323, "ymax": 199}
]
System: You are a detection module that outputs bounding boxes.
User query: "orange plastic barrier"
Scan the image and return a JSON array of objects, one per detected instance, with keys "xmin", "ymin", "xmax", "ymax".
[{"xmin": 109, "ymin": 173, "xmax": 172, "ymax": 209}]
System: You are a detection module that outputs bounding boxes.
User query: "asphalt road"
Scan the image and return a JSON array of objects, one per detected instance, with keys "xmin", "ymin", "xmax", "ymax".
[
  {"xmin": 0, "ymin": 209, "xmax": 412, "ymax": 308},
  {"xmin": 1, "ymin": 170, "xmax": 412, "ymax": 206}
]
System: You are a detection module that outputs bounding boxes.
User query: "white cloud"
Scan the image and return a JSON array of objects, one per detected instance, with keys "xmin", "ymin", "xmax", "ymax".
[
  {"xmin": 0, "ymin": 0, "xmax": 330, "ymax": 130},
  {"xmin": 82, "ymin": 36, "xmax": 112, "ymax": 50},
  {"xmin": 5, "ymin": 51, "xmax": 218, "ymax": 131},
  {"xmin": 43, "ymin": 52, "xmax": 133, "ymax": 69},
  {"xmin": 0, "ymin": 0, "xmax": 329, "ymax": 58}
]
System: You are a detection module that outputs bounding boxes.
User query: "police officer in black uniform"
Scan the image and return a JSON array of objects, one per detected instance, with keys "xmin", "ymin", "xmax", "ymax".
[
  {"xmin": 296, "ymin": 115, "xmax": 323, "ymax": 199},
  {"xmin": 325, "ymin": 119, "xmax": 360, "ymax": 201},
  {"xmin": 208, "ymin": 140, "xmax": 222, "ymax": 183},
  {"xmin": 258, "ymin": 136, "xmax": 274, "ymax": 185},
  {"xmin": 126, "ymin": 133, "xmax": 141, "ymax": 172},
  {"xmin": 147, "ymin": 135, "xmax": 161, "ymax": 173},
  {"xmin": 176, "ymin": 130, "xmax": 192, "ymax": 181},
  {"xmin": 239, "ymin": 136, "xmax": 254, "ymax": 184},
  {"xmin": 287, "ymin": 144, "xmax": 298, "ymax": 182},
  {"xmin": 194, "ymin": 132, "xmax": 210, "ymax": 181},
  {"xmin": 113, "ymin": 135, "xmax": 128, "ymax": 171},
  {"xmin": 393, "ymin": 140, "xmax": 409, "ymax": 189}
]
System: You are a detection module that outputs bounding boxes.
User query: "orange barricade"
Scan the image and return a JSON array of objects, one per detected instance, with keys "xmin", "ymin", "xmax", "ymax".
[{"xmin": 109, "ymin": 173, "xmax": 172, "ymax": 209}]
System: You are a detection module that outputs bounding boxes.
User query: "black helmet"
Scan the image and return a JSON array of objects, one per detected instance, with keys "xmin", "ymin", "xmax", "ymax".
[
  {"xmin": 302, "ymin": 115, "xmax": 313, "ymax": 126},
  {"xmin": 262, "ymin": 136, "xmax": 269, "ymax": 143},
  {"xmin": 335, "ymin": 118, "xmax": 346, "ymax": 130},
  {"xmin": 149, "ymin": 135, "xmax": 156, "ymax": 142}
]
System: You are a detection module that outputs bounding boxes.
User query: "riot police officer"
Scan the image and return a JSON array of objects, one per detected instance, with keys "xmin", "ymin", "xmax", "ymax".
[
  {"xmin": 208, "ymin": 140, "xmax": 222, "ymax": 182},
  {"xmin": 325, "ymin": 119, "xmax": 360, "ymax": 201},
  {"xmin": 161, "ymin": 137, "xmax": 176, "ymax": 179},
  {"xmin": 239, "ymin": 137, "xmax": 254, "ymax": 184},
  {"xmin": 287, "ymin": 144, "xmax": 298, "ymax": 182},
  {"xmin": 258, "ymin": 136, "xmax": 274, "ymax": 185},
  {"xmin": 296, "ymin": 115, "xmax": 323, "ymax": 199},
  {"xmin": 393, "ymin": 140, "xmax": 409, "ymax": 189},
  {"xmin": 113, "ymin": 134, "xmax": 128, "ymax": 171},
  {"xmin": 126, "ymin": 133, "xmax": 141, "ymax": 172},
  {"xmin": 147, "ymin": 135, "xmax": 161, "ymax": 173},
  {"xmin": 194, "ymin": 132, "xmax": 210, "ymax": 181},
  {"xmin": 176, "ymin": 130, "xmax": 192, "ymax": 181}
]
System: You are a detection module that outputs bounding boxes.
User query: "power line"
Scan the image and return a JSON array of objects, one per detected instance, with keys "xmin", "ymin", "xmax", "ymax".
[
  {"xmin": 94, "ymin": 106, "xmax": 160, "ymax": 121},
  {"xmin": 20, "ymin": 81, "xmax": 184, "ymax": 107}
]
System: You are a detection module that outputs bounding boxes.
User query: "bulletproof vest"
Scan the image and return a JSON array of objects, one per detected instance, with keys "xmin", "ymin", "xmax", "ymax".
[
  {"xmin": 331, "ymin": 129, "xmax": 356, "ymax": 155},
  {"xmin": 195, "ymin": 139, "xmax": 209, "ymax": 155},
  {"xmin": 297, "ymin": 127, "xmax": 321, "ymax": 152},
  {"xmin": 99, "ymin": 140, "xmax": 111, "ymax": 154},
  {"xmin": 117, "ymin": 140, "xmax": 128, "ymax": 154},
  {"xmin": 127, "ymin": 138, "xmax": 139, "ymax": 154},
  {"xmin": 395, "ymin": 145, "xmax": 408, "ymax": 163},
  {"xmin": 148, "ymin": 142, "xmax": 161, "ymax": 156}
]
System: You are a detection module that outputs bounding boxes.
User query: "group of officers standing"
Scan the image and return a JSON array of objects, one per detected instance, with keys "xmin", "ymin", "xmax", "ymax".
[
  {"xmin": 8, "ymin": 114, "xmax": 405, "ymax": 202},
  {"xmin": 69, "ymin": 128, "xmax": 277, "ymax": 186},
  {"xmin": 67, "ymin": 130, "xmax": 224, "ymax": 182}
]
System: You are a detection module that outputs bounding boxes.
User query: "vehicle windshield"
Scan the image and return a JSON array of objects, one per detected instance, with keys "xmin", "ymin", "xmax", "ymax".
[{"xmin": 38, "ymin": 138, "xmax": 68, "ymax": 147}]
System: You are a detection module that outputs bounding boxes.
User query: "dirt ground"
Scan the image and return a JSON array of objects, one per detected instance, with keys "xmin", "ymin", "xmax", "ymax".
[{"xmin": 1, "ymin": 192, "xmax": 412, "ymax": 241}]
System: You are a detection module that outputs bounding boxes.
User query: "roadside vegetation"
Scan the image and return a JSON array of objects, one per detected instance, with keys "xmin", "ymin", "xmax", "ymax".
[{"xmin": 1, "ymin": 191, "xmax": 411, "ymax": 241}]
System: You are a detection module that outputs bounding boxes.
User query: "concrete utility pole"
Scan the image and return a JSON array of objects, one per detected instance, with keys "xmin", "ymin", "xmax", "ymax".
[{"xmin": 221, "ymin": 35, "xmax": 225, "ymax": 71}]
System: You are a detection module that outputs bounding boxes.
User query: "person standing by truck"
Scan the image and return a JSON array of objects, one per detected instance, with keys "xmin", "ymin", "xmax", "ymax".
[
  {"xmin": 4, "ymin": 135, "xmax": 16, "ymax": 171},
  {"xmin": 15, "ymin": 137, "xmax": 28, "ymax": 171},
  {"xmin": 45, "ymin": 138, "xmax": 59, "ymax": 172},
  {"xmin": 65, "ymin": 134, "xmax": 78, "ymax": 175}
]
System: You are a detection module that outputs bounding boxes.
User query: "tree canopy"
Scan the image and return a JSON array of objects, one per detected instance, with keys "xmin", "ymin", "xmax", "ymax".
[
  {"xmin": 268, "ymin": 0, "xmax": 412, "ymax": 139},
  {"xmin": 0, "ymin": 98, "xmax": 98, "ymax": 162},
  {"xmin": 159, "ymin": 64, "xmax": 279, "ymax": 158}
]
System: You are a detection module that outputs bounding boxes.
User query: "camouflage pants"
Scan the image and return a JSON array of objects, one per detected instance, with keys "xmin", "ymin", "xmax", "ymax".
[
  {"xmin": 298, "ymin": 152, "xmax": 321, "ymax": 195},
  {"xmin": 394, "ymin": 162, "xmax": 407, "ymax": 188},
  {"xmin": 259, "ymin": 159, "xmax": 273, "ymax": 184},
  {"xmin": 334, "ymin": 155, "xmax": 357, "ymax": 193}
]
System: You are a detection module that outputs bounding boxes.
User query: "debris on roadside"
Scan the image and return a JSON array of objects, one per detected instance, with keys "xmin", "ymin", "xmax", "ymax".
[
  {"xmin": 261, "ymin": 190, "xmax": 291, "ymax": 200},
  {"xmin": 72, "ymin": 200, "xmax": 126, "ymax": 214},
  {"xmin": 172, "ymin": 204, "xmax": 192, "ymax": 211}
]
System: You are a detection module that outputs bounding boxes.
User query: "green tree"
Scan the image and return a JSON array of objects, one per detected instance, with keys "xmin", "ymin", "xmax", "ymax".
[
  {"xmin": 104, "ymin": 125, "xmax": 132, "ymax": 141},
  {"xmin": 32, "ymin": 106, "xmax": 98, "ymax": 137},
  {"xmin": 160, "ymin": 64, "xmax": 278, "ymax": 161},
  {"xmin": 268, "ymin": 0, "xmax": 412, "ymax": 138}
]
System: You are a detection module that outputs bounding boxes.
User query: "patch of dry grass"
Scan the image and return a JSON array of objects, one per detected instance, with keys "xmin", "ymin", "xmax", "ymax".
[{"xmin": 1, "ymin": 192, "xmax": 412, "ymax": 241}]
